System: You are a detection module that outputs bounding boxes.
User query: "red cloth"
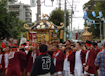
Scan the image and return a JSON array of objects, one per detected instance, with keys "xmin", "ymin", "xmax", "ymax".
[
  {"xmin": 12, "ymin": 44, "xmax": 19, "ymax": 48},
  {"xmin": 38, "ymin": 52, "xmax": 47, "ymax": 56},
  {"xmin": 85, "ymin": 48, "xmax": 96, "ymax": 74},
  {"xmin": 86, "ymin": 43, "xmax": 91, "ymax": 46},
  {"xmin": 52, "ymin": 50, "xmax": 60, "ymax": 59},
  {"xmin": 100, "ymin": 49, "xmax": 103, "ymax": 52},
  {"xmin": 26, "ymin": 52, "xmax": 33, "ymax": 73},
  {"xmin": 64, "ymin": 51, "xmax": 71, "ymax": 59},
  {"xmin": 2, "ymin": 43, "xmax": 6, "ymax": 48},
  {"xmin": 95, "ymin": 47, "xmax": 100, "ymax": 55},
  {"xmin": 7, "ymin": 51, "xmax": 27, "ymax": 76},
  {"xmin": 68, "ymin": 50, "xmax": 86, "ymax": 74},
  {"xmin": 19, "ymin": 50, "xmax": 26, "ymax": 72},
  {"xmin": 52, "ymin": 50, "xmax": 64, "ymax": 72},
  {"xmin": 26, "ymin": 51, "xmax": 39, "ymax": 72},
  {"xmin": 12, "ymin": 48, "xmax": 17, "ymax": 52},
  {"xmin": 2, "ymin": 51, "xmax": 10, "ymax": 71},
  {"xmin": 1, "ymin": 54, "xmax": 5, "ymax": 72},
  {"xmin": 32, "ymin": 43, "xmax": 38, "ymax": 47}
]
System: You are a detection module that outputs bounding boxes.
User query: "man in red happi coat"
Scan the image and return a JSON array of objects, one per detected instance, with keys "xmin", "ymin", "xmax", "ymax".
[
  {"xmin": 6, "ymin": 46, "xmax": 31, "ymax": 76},
  {"xmin": 68, "ymin": 42, "xmax": 85, "ymax": 76},
  {"xmin": 52, "ymin": 44, "xmax": 64, "ymax": 76},
  {"xmin": 84, "ymin": 40, "xmax": 96, "ymax": 76},
  {"xmin": 26, "ymin": 43, "xmax": 39, "ymax": 76}
]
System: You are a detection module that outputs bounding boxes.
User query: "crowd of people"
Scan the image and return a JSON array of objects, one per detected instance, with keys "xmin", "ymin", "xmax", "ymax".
[{"xmin": 0, "ymin": 40, "xmax": 104, "ymax": 76}]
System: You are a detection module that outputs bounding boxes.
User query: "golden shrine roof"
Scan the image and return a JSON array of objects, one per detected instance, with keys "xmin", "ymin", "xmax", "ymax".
[
  {"xmin": 81, "ymin": 27, "xmax": 92, "ymax": 36},
  {"xmin": 24, "ymin": 19, "xmax": 64, "ymax": 31}
]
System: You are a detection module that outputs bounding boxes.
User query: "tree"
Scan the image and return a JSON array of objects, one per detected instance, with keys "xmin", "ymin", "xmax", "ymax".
[
  {"xmin": 48, "ymin": 8, "xmax": 70, "ymax": 27},
  {"xmin": 83, "ymin": 0, "xmax": 105, "ymax": 39},
  {"xmin": 0, "ymin": 0, "xmax": 27, "ymax": 46}
]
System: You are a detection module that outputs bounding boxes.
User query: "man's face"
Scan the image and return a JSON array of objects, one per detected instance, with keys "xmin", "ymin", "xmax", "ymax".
[
  {"xmin": 65, "ymin": 49, "xmax": 70, "ymax": 52},
  {"xmin": 6, "ymin": 47, "xmax": 10, "ymax": 51},
  {"xmin": 53, "ymin": 46, "xmax": 58, "ymax": 52},
  {"xmin": 65, "ymin": 41, "xmax": 70, "ymax": 45},
  {"xmin": 75, "ymin": 43, "xmax": 80, "ymax": 50}
]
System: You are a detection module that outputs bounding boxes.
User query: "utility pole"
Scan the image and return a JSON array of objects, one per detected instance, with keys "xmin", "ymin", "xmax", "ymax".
[
  {"xmin": 37, "ymin": 0, "xmax": 41, "ymax": 23},
  {"xmin": 64, "ymin": 0, "xmax": 66, "ymax": 41},
  {"xmin": 103, "ymin": 21, "xmax": 105, "ymax": 39},
  {"xmin": 71, "ymin": 0, "xmax": 73, "ymax": 39},
  {"xmin": 100, "ymin": 21, "xmax": 102, "ymax": 39},
  {"xmin": 59, "ymin": 0, "xmax": 61, "ymax": 9},
  {"xmin": 78, "ymin": 26, "xmax": 79, "ymax": 40}
]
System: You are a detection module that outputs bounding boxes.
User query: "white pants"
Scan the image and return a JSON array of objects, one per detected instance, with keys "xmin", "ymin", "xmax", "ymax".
[
  {"xmin": 74, "ymin": 70, "xmax": 83, "ymax": 76},
  {"xmin": 84, "ymin": 71, "xmax": 94, "ymax": 76},
  {"xmin": 63, "ymin": 70, "xmax": 71, "ymax": 76},
  {"xmin": 37, "ymin": 72, "xmax": 51, "ymax": 76},
  {"xmin": 52, "ymin": 71, "xmax": 62, "ymax": 76}
]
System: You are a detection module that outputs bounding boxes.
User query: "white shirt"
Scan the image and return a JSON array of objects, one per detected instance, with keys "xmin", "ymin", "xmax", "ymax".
[
  {"xmin": 4, "ymin": 53, "xmax": 9, "ymax": 69},
  {"xmin": 54, "ymin": 51, "xmax": 60, "ymax": 66},
  {"xmin": 85, "ymin": 50, "xmax": 90, "ymax": 63},
  {"xmin": 75, "ymin": 50, "xmax": 83, "ymax": 72},
  {"xmin": 0, "ymin": 54, "xmax": 3, "ymax": 64},
  {"xmin": 31, "ymin": 51, "xmax": 36, "ymax": 63},
  {"xmin": 63, "ymin": 55, "xmax": 70, "ymax": 71}
]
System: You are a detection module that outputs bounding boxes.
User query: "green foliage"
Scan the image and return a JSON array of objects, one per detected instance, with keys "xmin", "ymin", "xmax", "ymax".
[
  {"xmin": 48, "ymin": 8, "xmax": 70, "ymax": 27},
  {"xmin": 0, "ymin": 0, "xmax": 27, "ymax": 39},
  {"xmin": 83, "ymin": 0, "xmax": 105, "ymax": 39}
]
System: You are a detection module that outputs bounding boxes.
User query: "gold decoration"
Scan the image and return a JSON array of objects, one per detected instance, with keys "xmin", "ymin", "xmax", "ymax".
[
  {"xmin": 42, "ymin": 14, "xmax": 49, "ymax": 18},
  {"xmin": 41, "ymin": 25, "xmax": 45, "ymax": 28},
  {"xmin": 37, "ymin": 25, "xmax": 40, "ymax": 29},
  {"xmin": 24, "ymin": 24, "xmax": 31, "ymax": 30},
  {"xmin": 81, "ymin": 27, "xmax": 92, "ymax": 42},
  {"xmin": 45, "ymin": 33, "xmax": 49, "ymax": 41}
]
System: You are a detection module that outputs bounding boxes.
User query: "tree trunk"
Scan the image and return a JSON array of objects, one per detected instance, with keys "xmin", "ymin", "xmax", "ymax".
[{"xmin": 0, "ymin": 38, "xmax": 2, "ymax": 47}]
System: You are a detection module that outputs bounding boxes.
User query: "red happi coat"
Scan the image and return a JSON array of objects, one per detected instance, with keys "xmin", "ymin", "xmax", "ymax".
[
  {"xmin": 95, "ymin": 47, "xmax": 100, "ymax": 55},
  {"xmin": 19, "ymin": 50, "xmax": 26, "ymax": 72},
  {"xmin": 85, "ymin": 48, "xmax": 96, "ymax": 74},
  {"xmin": 7, "ymin": 51, "xmax": 27, "ymax": 76},
  {"xmin": 0, "ymin": 53, "xmax": 3, "ymax": 71},
  {"xmin": 26, "ymin": 51, "xmax": 39, "ymax": 72},
  {"xmin": 2, "ymin": 52, "xmax": 10, "ymax": 72},
  {"xmin": 68, "ymin": 50, "xmax": 86, "ymax": 74},
  {"xmin": 52, "ymin": 50, "xmax": 64, "ymax": 72}
]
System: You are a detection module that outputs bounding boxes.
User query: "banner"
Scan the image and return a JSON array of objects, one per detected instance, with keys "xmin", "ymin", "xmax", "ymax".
[{"xmin": 30, "ymin": 0, "xmax": 36, "ymax": 7}]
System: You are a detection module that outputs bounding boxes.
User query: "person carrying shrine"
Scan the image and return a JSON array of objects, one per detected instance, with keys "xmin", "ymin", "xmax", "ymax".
[
  {"xmin": 6, "ymin": 46, "xmax": 31, "ymax": 76},
  {"xmin": 30, "ymin": 44, "xmax": 56, "ymax": 76}
]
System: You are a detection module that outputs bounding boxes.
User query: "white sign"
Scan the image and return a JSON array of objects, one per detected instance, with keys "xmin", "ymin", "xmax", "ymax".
[{"xmin": 30, "ymin": 0, "xmax": 36, "ymax": 7}]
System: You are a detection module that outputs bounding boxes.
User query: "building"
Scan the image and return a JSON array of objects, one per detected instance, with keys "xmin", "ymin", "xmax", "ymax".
[{"xmin": 8, "ymin": 0, "xmax": 32, "ymax": 25}]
